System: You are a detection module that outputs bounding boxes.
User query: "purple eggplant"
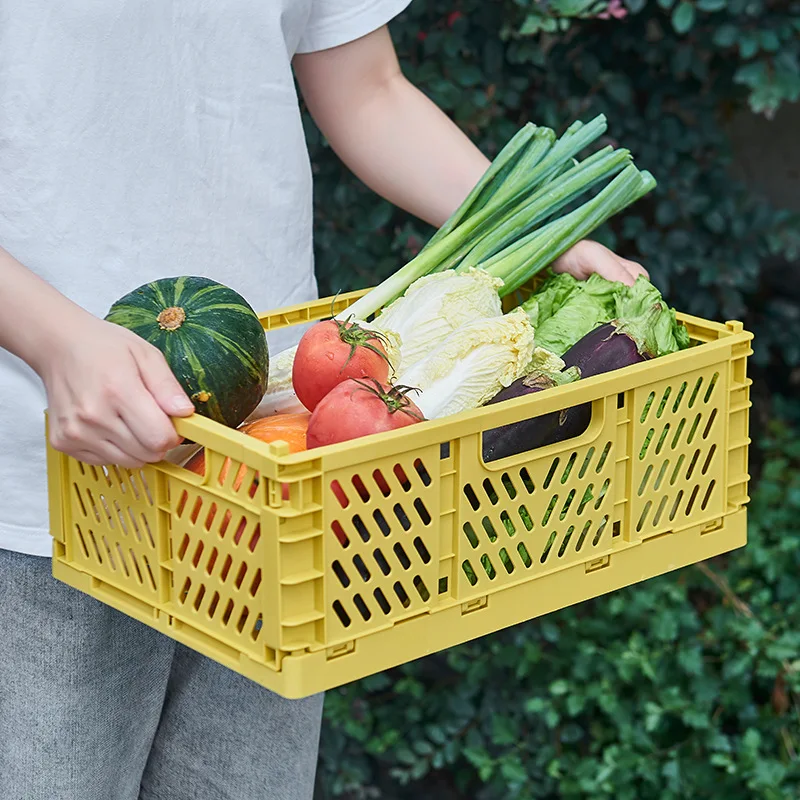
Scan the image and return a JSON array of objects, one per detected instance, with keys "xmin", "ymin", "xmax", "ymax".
[
  {"xmin": 531, "ymin": 322, "xmax": 651, "ymax": 450},
  {"xmin": 560, "ymin": 321, "xmax": 650, "ymax": 377},
  {"xmin": 482, "ymin": 371, "xmax": 582, "ymax": 463},
  {"xmin": 482, "ymin": 321, "xmax": 650, "ymax": 462}
]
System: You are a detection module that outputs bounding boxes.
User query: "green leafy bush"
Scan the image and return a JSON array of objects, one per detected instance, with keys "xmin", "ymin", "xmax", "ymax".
[{"xmin": 308, "ymin": 2, "xmax": 800, "ymax": 796}]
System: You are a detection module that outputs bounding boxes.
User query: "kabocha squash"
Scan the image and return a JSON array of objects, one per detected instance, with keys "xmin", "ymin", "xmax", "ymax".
[{"xmin": 105, "ymin": 276, "xmax": 269, "ymax": 428}]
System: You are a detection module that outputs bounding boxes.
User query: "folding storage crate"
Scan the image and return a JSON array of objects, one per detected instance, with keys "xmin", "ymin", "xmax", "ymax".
[{"xmin": 47, "ymin": 286, "xmax": 753, "ymax": 698}]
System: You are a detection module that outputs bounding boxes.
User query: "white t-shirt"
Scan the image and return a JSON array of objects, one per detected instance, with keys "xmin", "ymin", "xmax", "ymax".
[{"xmin": 0, "ymin": 0, "xmax": 411, "ymax": 556}]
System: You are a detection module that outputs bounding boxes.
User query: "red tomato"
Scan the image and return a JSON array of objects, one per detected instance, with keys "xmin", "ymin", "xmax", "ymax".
[
  {"xmin": 307, "ymin": 378, "xmax": 425, "ymax": 448},
  {"xmin": 293, "ymin": 319, "xmax": 392, "ymax": 411}
]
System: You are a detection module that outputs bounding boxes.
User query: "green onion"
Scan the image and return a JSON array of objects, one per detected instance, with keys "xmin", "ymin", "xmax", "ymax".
[
  {"xmin": 419, "ymin": 123, "xmax": 538, "ymax": 255},
  {"xmin": 263, "ymin": 118, "xmax": 657, "ymax": 416},
  {"xmin": 455, "ymin": 146, "xmax": 632, "ymax": 270},
  {"xmin": 428, "ymin": 128, "xmax": 557, "ymax": 273},
  {"xmin": 345, "ymin": 116, "xmax": 611, "ymax": 320},
  {"xmin": 484, "ymin": 166, "xmax": 657, "ymax": 296}
]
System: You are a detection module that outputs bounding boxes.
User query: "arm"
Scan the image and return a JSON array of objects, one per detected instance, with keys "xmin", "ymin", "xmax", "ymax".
[
  {"xmin": 294, "ymin": 26, "xmax": 487, "ymax": 231},
  {"xmin": 0, "ymin": 248, "xmax": 193, "ymax": 466},
  {"xmin": 293, "ymin": 26, "xmax": 646, "ymax": 285}
]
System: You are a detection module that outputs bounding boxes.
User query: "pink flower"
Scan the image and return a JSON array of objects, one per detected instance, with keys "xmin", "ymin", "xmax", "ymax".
[
  {"xmin": 598, "ymin": 0, "xmax": 628, "ymax": 20},
  {"xmin": 406, "ymin": 235, "xmax": 422, "ymax": 255},
  {"xmin": 447, "ymin": 10, "xmax": 463, "ymax": 27}
]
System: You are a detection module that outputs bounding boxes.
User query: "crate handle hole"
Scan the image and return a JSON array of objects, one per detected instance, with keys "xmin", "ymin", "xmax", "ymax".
[{"xmin": 481, "ymin": 402, "xmax": 593, "ymax": 465}]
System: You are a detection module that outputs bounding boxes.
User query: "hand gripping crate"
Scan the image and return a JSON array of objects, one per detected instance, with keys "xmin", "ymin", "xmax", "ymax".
[{"xmin": 47, "ymin": 288, "xmax": 753, "ymax": 699}]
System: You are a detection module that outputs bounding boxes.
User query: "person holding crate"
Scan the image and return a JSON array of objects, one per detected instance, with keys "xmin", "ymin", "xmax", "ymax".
[{"xmin": 0, "ymin": 2, "xmax": 647, "ymax": 798}]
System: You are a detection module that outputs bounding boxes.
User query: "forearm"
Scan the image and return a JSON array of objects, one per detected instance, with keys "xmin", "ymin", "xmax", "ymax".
[
  {"xmin": 294, "ymin": 29, "xmax": 490, "ymax": 228},
  {"xmin": 0, "ymin": 247, "xmax": 88, "ymax": 374}
]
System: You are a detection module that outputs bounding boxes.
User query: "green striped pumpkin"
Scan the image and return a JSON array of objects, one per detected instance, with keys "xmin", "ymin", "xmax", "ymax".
[{"xmin": 105, "ymin": 276, "xmax": 269, "ymax": 428}]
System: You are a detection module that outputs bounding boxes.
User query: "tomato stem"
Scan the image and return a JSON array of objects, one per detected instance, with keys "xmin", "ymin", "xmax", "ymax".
[
  {"xmin": 332, "ymin": 315, "xmax": 394, "ymax": 376},
  {"xmin": 349, "ymin": 378, "xmax": 425, "ymax": 421}
]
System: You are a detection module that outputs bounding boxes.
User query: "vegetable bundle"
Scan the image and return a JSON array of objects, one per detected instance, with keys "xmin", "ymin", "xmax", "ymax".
[
  {"xmin": 260, "ymin": 113, "xmax": 657, "ymax": 418},
  {"xmin": 260, "ymin": 114, "xmax": 689, "ymax": 451},
  {"xmin": 345, "ymin": 114, "xmax": 656, "ymax": 319}
]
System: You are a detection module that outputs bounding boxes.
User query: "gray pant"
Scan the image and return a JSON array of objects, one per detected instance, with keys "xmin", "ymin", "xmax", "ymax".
[{"xmin": 0, "ymin": 548, "xmax": 323, "ymax": 800}]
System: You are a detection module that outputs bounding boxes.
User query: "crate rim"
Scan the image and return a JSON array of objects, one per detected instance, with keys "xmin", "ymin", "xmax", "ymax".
[{"xmin": 256, "ymin": 284, "xmax": 748, "ymax": 337}]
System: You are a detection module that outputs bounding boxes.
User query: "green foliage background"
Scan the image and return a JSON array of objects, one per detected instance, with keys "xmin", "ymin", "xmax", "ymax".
[{"xmin": 306, "ymin": 1, "xmax": 800, "ymax": 796}]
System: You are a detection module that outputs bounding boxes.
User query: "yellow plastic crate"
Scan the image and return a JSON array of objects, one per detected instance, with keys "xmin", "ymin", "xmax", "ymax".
[{"xmin": 47, "ymin": 287, "xmax": 753, "ymax": 699}]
